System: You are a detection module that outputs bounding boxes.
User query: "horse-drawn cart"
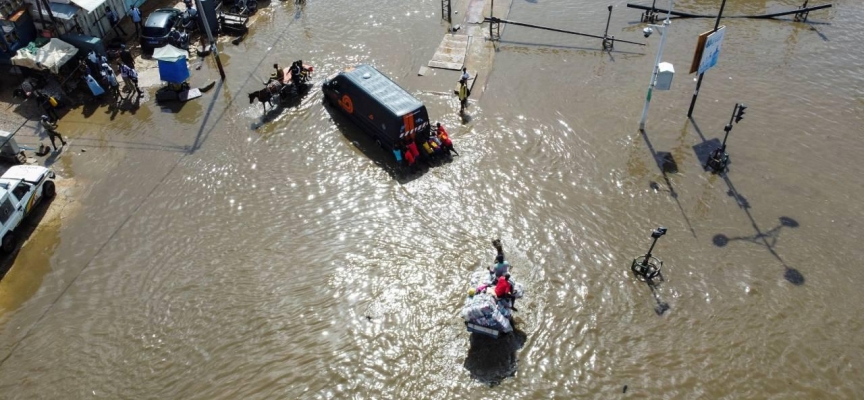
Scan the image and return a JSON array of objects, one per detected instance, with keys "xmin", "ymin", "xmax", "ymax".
[{"xmin": 248, "ymin": 61, "xmax": 314, "ymax": 113}]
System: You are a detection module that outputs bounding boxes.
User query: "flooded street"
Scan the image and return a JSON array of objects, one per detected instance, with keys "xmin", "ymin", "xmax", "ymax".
[{"xmin": 2, "ymin": 0, "xmax": 864, "ymax": 397}]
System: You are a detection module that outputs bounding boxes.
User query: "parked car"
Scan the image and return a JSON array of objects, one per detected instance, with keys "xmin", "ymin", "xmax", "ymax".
[
  {"xmin": 140, "ymin": 8, "xmax": 183, "ymax": 53},
  {"xmin": 322, "ymin": 64, "xmax": 431, "ymax": 151},
  {"xmin": 0, "ymin": 165, "xmax": 56, "ymax": 252}
]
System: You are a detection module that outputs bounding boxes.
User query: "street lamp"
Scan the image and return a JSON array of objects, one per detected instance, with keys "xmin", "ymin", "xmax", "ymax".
[
  {"xmin": 631, "ymin": 227, "xmax": 667, "ymax": 281},
  {"xmin": 638, "ymin": 0, "xmax": 674, "ymax": 132}
]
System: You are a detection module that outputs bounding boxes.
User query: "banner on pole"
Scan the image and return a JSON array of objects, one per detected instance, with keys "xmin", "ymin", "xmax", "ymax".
[{"xmin": 689, "ymin": 26, "xmax": 726, "ymax": 74}]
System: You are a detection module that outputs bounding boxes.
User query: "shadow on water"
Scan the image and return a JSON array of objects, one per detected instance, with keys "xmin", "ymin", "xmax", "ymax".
[
  {"xmin": 689, "ymin": 118, "xmax": 805, "ymax": 285},
  {"xmin": 0, "ymin": 195, "xmax": 55, "ymax": 281},
  {"xmin": 463, "ymin": 328, "xmax": 527, "ymax": 387},
  {"xmin": 640, "ymin": 128, "xmax": 697, "ymax": 237},
  {"xmin": 250, "ymin": 86, "xmax": 312, "ymax": 130},
  {"xmin": 189, "ymin": 80, "xmax": 225, "ymax": 154},
  {"xmin": 645, "ymin": 272, "xmax": 671, "ymax": 316}
]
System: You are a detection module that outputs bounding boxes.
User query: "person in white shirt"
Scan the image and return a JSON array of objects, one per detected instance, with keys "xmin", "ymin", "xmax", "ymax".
[{"xmin": 461, "ymin": 67, "xmax": 470, "ymax": 82}]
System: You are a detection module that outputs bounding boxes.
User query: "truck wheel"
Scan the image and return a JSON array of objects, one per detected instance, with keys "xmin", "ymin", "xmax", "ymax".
[
  {"xmin": 44, "ymin": 181, "xmax": 56, "ymax": 198},
  {"xmin": 1, "ymin": 234, "xmax": 14, "ymax": 253}
]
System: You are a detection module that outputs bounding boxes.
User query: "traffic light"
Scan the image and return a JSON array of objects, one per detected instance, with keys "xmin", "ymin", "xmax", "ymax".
[{"xmin": 735, "ymin": 104, "xmax": 747, "ymax": 123}]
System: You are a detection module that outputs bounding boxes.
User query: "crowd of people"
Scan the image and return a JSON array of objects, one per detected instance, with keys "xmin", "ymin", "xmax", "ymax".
[
  {"xmin": 77, "ymin": 48, "xmax": 143, "ymax": 101},
  {"xmin": 392, "ymin": 122, "xmax": 459, "ymax": 173}
]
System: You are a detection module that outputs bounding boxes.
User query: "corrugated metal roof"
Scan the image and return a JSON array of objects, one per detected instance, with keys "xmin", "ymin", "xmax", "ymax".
[
  {"xmin": 344, "ymin": 64, "xmax": 423, "ymax": 117},
  {"xmin": 47, "ymin": 2, "xmax": 80, "ymax": 20}
]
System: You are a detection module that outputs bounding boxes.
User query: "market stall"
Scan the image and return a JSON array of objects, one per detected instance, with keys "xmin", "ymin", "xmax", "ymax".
[{"xmin": 11, "ymin": 38, "xmax": 78, "ymax": 74}]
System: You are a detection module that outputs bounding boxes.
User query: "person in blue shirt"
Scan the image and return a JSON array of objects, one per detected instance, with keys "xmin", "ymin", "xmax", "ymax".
[
  {"xmin": 129, "ymin": 6, "xmax": 143, "ymax": 36},
  {"xmin": 488, "ymin": 239, "xmax": 510, "ymax": 277},
  {"xmin": 393, "ymin": 145, "xmax": 403, "ymax": 165}
]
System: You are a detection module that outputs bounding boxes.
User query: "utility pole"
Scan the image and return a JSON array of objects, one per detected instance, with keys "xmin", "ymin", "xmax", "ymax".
[
  {"xmin": 686, "ymin": 0, "xmax": 727, "ymax": 117},
  {"xmin": 195, "ymin": 0, "xmax": 226, "ymax": 80},
  {"xmin": 638, "ymin": 0, "xmax": 673, "ymax": 132}
]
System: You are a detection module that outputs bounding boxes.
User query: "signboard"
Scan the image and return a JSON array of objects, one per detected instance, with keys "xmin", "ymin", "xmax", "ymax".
[
  {"xmin": 689, "ymin": 30, "xmax": 711, "ymax": 74},
  {"xmin": 689, "ymin": 26, "xmax": 726, "ymax": 74},
  {"xmin": 689, "ymin": 26, "xmax": 725, "ymax": 75}
]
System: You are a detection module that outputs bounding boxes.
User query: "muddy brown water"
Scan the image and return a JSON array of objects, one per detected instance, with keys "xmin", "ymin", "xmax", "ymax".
[{"xmin": 1, "ymin": 0, "xmax": 864, "ymax": 397}]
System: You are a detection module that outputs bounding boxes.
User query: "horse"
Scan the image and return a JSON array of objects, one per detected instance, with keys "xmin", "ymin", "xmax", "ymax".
[{"xmin": 248, "ymin": 81, "xmax": 283, "ymax": 112}]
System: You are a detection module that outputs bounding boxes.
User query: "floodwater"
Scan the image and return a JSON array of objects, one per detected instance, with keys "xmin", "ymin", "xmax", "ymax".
[{"xmin": 2, "ymin": 0, "xmax": 864, "ymax": 397}]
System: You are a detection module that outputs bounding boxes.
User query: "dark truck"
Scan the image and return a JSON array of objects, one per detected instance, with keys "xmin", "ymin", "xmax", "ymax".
[{"xmin": 322, "ymin": 64, "xmax": 431, "ymax": 151}]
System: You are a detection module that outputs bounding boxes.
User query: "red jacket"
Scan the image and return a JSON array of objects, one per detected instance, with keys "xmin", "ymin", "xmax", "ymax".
[
  {"xmin": 494, "ymin": 276, "xmax": 512, "ymax": 298},
  {"xmin": 404, "ymin": 148, "xmax": 416, "ymax": 165},
  {"xmin": 406, "ymin": 142, "xmax": 420, "ymax": 158},
  {"xmin": 438, "ymin": 132, "xmax": 453, "ymax": 147}
]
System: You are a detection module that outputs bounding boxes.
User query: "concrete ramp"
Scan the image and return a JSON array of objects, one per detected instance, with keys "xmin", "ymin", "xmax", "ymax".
[
  {"xmin": 465, "ymin": 0, "xmax": 486, "ymax": 24},
  {"xmin": 427, "ymin": 34, "xmax": 471, "ymax": 70}
]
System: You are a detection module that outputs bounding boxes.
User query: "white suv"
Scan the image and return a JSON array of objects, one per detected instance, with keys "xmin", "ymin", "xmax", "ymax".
[{"xmin": 0, "ymin": 165, "xmax": 56, "ymax": 252}]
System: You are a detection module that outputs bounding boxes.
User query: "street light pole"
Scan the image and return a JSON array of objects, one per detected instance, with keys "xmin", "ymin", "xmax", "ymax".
[{"xmin": 638, "ymin": 0, "xmax": 673, "ymax": 132}]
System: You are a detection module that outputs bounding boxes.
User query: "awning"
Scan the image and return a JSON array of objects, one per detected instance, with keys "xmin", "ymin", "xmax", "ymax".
[
  {"xmin": 11, "ymin": 38, "xmax": 79, "ymax": 74},
  {"xmin": 69, "ymin": 0, "xmax": 107, "ymax": 13},
  {"xmin": 46, "ymin": 2, "xmax": 81, "ymax": 20}
]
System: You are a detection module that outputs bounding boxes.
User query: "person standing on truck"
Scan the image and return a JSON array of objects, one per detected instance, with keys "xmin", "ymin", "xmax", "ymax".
[
  {"xmin": 461, "ymin": 68, "xmax": 470, "ymax": 82},
  {"xmin": 436, "ymin": 123, "xmax": 458, "ymax": 156},
  {"xmin": 403, "ymin": 144, "xmax": 417, "ymax": 173},
  {"xmin": 421, "ymin": 138, "xmax": 436, "ymax": 161},
  {"xmin": 458, "ymin": 80, "xmax": 469, "ymax": 113},
  {"xmin": 41, "ymin": 115, "xmax": 67, "ymax": 151},
  {"xmin": 428, "ymin": 137, "xmax": 444, "ymax": 158},
  {"xmin": 393, "ymin": 144, "xmax": 403, "ymax": 166},
  {"xmin": 405, "ymin": 138, "xmax": 420, "ymax": 160}
]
